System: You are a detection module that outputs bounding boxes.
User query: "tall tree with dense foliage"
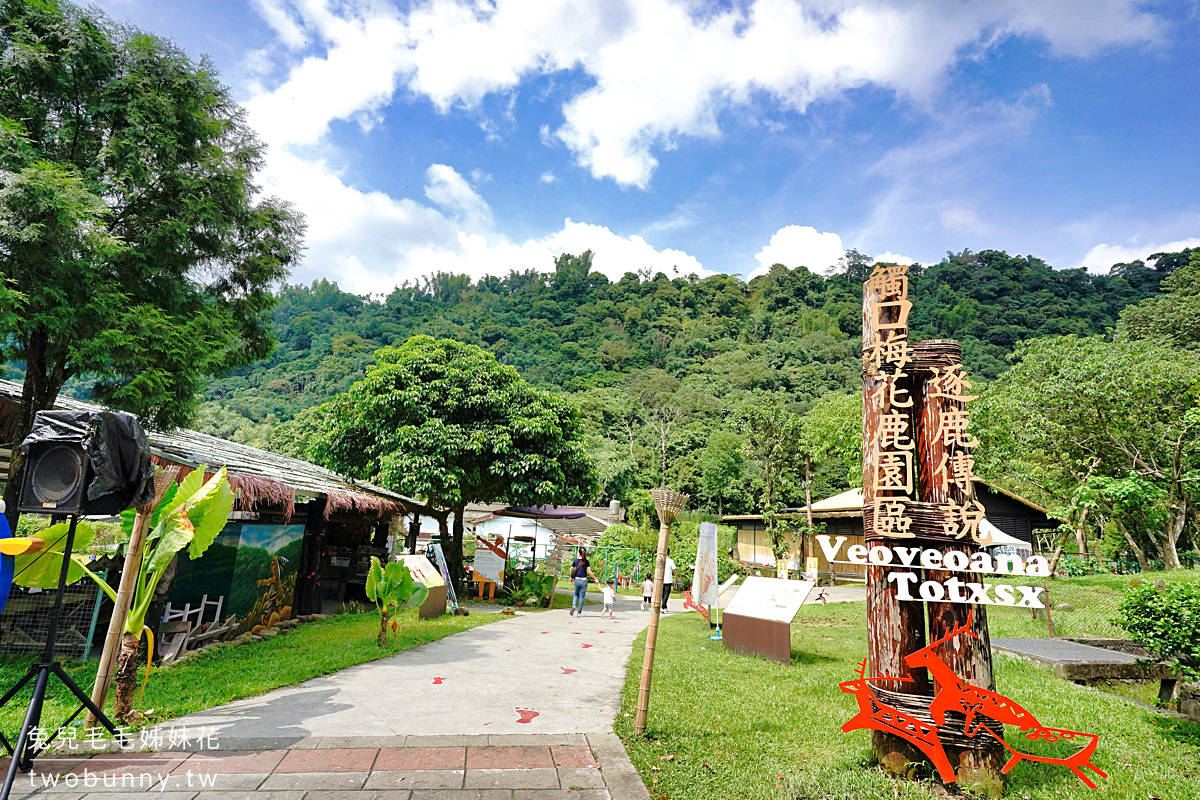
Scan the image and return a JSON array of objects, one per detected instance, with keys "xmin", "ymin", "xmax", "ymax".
[
  {"xmin": 734, "ymin": 395, "xmax": 801, "ymax": 559},
  {"xmin": 313, "ymin": 335, "xmax": 597, "ymax": 589},
  {"xmin": 796, "ymin": 391, "xmax": 861, "ymax": 528},
  {"xmin": 975, "ymin": 336, "xmax": 1200, "ymax": 569},
  {"xmin": 1117, "ymin": 252, "xmax": 1200, "ymax": 347},
  {"xmin": 0, "ymin": 0, "xmax": 304, "ymax": 515}
]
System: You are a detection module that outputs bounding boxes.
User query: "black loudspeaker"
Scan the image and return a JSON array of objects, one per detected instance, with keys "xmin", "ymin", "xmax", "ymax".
[
  {"xmin": 18, "ymin": 440, "xmax": 89, "ymax": 514},
  {"xmin": 16, "ymin": 410, "xmax": 154, "ymax": 516}
]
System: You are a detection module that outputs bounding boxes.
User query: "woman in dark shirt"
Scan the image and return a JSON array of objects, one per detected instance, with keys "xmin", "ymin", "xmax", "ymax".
[{"xmin": 570, "ymin": 548, "xmax": 600, "ymax": 616}]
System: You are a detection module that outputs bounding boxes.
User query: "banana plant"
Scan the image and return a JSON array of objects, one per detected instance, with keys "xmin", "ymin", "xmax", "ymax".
[
  {"xmin": 522, "ymin": 571, "xmax": 557, "ymax": 607},
  {"xmin": 12, "ymin": 520, "xmax": 115, "ymax": 601},
  {"xmin": 365, "ymin": 557, "xmax": 429, "ymax": 646},
  {"xmin": 109, "ymin": 465, "xmax": 235, "ymax": 721}
]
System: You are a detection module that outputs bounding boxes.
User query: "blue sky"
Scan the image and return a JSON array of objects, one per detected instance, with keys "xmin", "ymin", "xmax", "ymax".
[{"xmin": 95, "ymin": 0, "xmax": 1200, "ymax": 293}]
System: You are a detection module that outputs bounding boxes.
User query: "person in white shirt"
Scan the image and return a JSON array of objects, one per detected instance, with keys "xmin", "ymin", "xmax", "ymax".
[
  {"xmin": 602, "ymin": 581, "xmax": 616, "ymax": 618},
  {"xmin": 641, "ymin": 577, "xmax": 654, "ymax": 611},
  {"xmin": 661, "ymin": 550, "xmax": 676, "ymax": 613}
]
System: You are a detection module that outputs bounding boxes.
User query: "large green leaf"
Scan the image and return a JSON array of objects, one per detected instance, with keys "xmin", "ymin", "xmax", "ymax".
[
  {"xmin": 125, "ymin": 465, "xmax": 235, "ymax": 634},
  {"xmin": 119, "ymin": 480, "xmax": 178, "ymax": 543},
  {"xmin": 365, "ymin": 556, "xmax": 383, "ymax": 603},
  {"xmin": 405, "ymin": 583, "xmax": 429, "ymax": 610},
  {"xmin": 184, "ymin": 468, "xmax": 235, "ymax": 559},
  {"xmin": 155, "ymin": 467, "xmax": 205, "ymax": 531},
  {"xmin": 12, "ymin": 521, "xmax": 97, "ymax": 588}
]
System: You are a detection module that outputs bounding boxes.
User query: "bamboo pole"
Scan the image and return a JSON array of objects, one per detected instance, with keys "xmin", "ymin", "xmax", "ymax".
[
  {"xmin": 85, "ymin": 466, "xmax": 177, "ymax": 728},
  {"xmin": 634, "ymin": 487, "xmax": 687, "ymax": 736}
]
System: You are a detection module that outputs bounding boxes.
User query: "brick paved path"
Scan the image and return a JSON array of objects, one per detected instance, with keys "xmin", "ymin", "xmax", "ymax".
[{"xmin": 12, "ymin": 733, "xmax": 643, "ymax": 799}]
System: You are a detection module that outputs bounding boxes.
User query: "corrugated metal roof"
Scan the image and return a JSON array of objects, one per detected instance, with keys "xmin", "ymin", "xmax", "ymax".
[
  {"xmin": 0, "ymin": 378, "xmax": 426, "ymax": 514},
  {"xmin": 721, "ymin": 480, "xmax": 1058, "ymax": 524}
]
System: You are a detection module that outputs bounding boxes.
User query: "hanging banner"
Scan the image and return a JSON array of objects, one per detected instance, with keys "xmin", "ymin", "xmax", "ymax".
[{"xmin": 693, "ymin": 522, "xmax": 719, "ymax": 605}]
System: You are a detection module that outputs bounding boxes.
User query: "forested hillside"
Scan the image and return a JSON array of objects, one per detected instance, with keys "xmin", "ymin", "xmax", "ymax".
[{"xmin": 188, "ymin": 247, "xmax": 1175, "ymax": 515}]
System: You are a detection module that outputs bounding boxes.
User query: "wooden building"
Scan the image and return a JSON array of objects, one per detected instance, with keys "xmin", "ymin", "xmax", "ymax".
[
  {"xmin": 0, "ymin": 379, "xmax": 430, "ymax": 655},
  {"xmin": 722, "ymin": 480, "xmax": 1059, "ymax": 584}
]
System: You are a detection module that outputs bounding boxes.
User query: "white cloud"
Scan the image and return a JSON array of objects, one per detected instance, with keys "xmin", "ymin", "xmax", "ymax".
[
  {"xmin": 239, "ymin": 0, "xmax": 1161, "ymax": 291},
  {"xmin": 539, "ymin": 171, "xmax": 557, "ymax": 184},
  {"xmin": 873, "ymin": 252, "xmax": 915, "ymax": 266},
  {"xmin": 940, "ymin": 207, "xmax": 992, "ymax": 235},
  {"xmin": 1078, "ymin": 238, "xmax": 1200, "ymax": 273},
  {"xmin": 750, "ymin": 225, "xmax": 846, "ymax": 279},
  {"xmin": 247, "ymin": 0, "xmax": 1159, "ymax": 190},
  {"xmin": 396, "ymin": 0, "xmax": 1156, "ymax": 188},
  {"xmin": 257, "ymin": 154, "xmax": 709, "ymax": 293},
  {"xmin": 424, "ymin": 164, "xmax": 493, "ymax": 232}
]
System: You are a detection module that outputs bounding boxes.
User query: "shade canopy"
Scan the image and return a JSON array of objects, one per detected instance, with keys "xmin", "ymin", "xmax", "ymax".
[{"xmin": 502, "ymin": 505, "xmax": 586, "ymax": 520}]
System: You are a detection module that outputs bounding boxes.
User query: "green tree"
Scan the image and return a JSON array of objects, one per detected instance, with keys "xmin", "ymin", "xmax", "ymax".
[
  {"xmin": 796, "ymin": 391, "xmax": 861, "ymax": 533},
  {"xmin": 313, "ymin": 335, "xmax": 597, "ymax": 589},
  {"xmin": 0, "ymin": 0, "xmax": 304, "ymax": 517},
  {"xmin": 699, "ymin": 429, "xmax": 744, "ymax": 517},
  {"xmin": 734, "ymin": 395, "xmax": 801, "ymax": 560},
  {"xmin": 1116, "ymin": 252, "xmax": 1200, "ymax": 347},
  {"xmin": 974, "ymin": 336, "xmax": 1200, "ymax": 569}
]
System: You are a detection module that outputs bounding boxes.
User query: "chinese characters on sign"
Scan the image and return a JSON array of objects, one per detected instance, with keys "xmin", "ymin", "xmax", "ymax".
[
  {"xmin": 864, "ymin": 264, "xmax": 988, "ymax": 544},
  {"xmin": 865, "ymin": 265, "xmax": 917, "ymax": 540}
]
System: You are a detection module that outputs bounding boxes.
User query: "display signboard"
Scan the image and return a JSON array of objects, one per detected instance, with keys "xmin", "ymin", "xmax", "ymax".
[
  {"xmin": 472, "ymin": 536, "xmax": 506, "ymax": 583},
  {"xmin": 542, "ymin": 536, "xmax": 574, "ymax": 578},
  {"xmin": 724, "ymin": 576, "xmax": 815, "ymax": 623},
  {"xmin": 396, "ymin": 554, "xmax": 448, "ymax": 618},
  {"xmin": 397, "ymin": 554, "xmax": 443, "ymax": 588}
]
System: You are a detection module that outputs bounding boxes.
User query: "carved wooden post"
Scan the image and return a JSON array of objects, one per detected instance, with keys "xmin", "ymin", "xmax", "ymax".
[
  {"xmin": 862, "ymin": 267, "xmax": 930, "ymax": 774},
  {"xmin": 911, "ymin": 341, "xmax": 1005, "ymax": 795}
]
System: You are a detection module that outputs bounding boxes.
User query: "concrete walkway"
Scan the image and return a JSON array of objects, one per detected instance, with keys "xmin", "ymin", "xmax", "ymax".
[
  {"xmin": 164, "ymin": 599, "xmax": 672, "ymax": 741},
  {"xmin": 11, "ymin": 581, "xmax": 869, "ymax": 798},
  {"xmin": 159, "ymin": 582, "xmax": 864, "ymax": 743}
]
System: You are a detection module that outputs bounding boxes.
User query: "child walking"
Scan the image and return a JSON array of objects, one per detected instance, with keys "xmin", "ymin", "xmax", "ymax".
[
  {"xmin": 602, "ymin": 580, "xmax": 616, "ymax": 619},
  {"xmin": 641, "ymin": 576, "xmax": 654, "ymax": 611}
]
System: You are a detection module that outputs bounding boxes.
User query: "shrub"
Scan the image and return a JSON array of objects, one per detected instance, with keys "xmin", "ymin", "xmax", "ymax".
[{"xmin": 1114, "ymin": 582, "xmax": 1200, "ymax": 679}]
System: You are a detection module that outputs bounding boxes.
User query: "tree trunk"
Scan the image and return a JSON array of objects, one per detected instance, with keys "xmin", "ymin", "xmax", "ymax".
[
  {"xmin": 803, "ymin": 456, "xmax": 814, "ymax": 563},
  {"xmin": 436, "ymin": 507, "xmax": 466, "ymax": 593},
  {"xmin": 1163, "ymin": 497, "xmax": 1186, "ymax": 570},
  {"xmin": 112, "ymin": 630, "xmax": 142, "ymax": 723},
  {"xmin": 1049, "ymin": 509, "xmax": 1087, "ymax": 576},
  {"xmin": 1115, "ymin": 520, "xmax": 1147, "ymax": 571},
  {"xmin": 378, "ymin": 608, "xmax": 389, "ymax": 646}
]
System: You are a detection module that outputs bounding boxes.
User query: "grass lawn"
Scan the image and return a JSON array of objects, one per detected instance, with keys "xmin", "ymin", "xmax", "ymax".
[
  {"xmin": 0, "ymin": 608, "xmax": 504, "ymax": 738},
  {"xmin": 615, "ymin": 605, "xmax": 1200, "ymax": 800}
]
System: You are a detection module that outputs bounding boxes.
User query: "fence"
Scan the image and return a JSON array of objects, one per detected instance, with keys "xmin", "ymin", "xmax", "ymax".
[
  {"xmin": 0, "ymin": 578, "xmax": 109, "ymax": 659},
  {"xmin": 985, "ymin": 570, "xmax": 1133, "ymax": 641}
]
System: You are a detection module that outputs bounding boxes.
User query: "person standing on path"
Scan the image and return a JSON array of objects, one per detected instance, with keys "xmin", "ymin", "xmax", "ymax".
[
  {"xmin": 570, "ymin": 548, "xmax": 601, "ymax": 616},
  {"xmin": 661, "ymin": 549, "xmax": 677, "ymax": 613}
]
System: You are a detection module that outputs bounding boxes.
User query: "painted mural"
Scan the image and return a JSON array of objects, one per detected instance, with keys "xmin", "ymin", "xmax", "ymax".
[{"xmin": 168, "ymin": 522, "xmax": 303, "ymax": 634}]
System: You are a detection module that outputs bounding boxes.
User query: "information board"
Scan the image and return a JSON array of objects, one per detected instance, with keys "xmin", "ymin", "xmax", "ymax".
[
  {"xmin": 724, "ymin": 576, "xmax": 815, "ymax": 623},
  {"xmin": 472, "ymin": 537, "xmax": 506, "ymax": 583}
]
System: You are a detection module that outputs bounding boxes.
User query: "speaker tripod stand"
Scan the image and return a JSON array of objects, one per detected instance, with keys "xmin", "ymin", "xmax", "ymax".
[{"xmin": 0, "ymin": 515, "xmax": 130, "ymax": 800}]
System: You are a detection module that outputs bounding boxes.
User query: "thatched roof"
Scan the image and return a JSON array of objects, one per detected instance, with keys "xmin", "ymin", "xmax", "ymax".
[{"xmin": 0, "ymin": 379, "xmax": 429, "ymax": 521}]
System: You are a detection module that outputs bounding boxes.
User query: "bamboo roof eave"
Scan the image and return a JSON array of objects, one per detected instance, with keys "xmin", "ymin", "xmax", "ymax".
[{"xmin": 0, "ymin": 378, "xmax": 434, "ymax": 519}]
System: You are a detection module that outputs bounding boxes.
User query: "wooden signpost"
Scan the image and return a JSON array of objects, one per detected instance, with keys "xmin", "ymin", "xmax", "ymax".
[{"xmin": 854, "ymin": 264, "xmax": 1103, "ymax": 795}]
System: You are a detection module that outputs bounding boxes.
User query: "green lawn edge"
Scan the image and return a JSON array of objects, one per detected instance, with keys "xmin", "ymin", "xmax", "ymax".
[{"xmin": 614, "ymin": 607, "xmax": 1200, "ymax": 800}]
